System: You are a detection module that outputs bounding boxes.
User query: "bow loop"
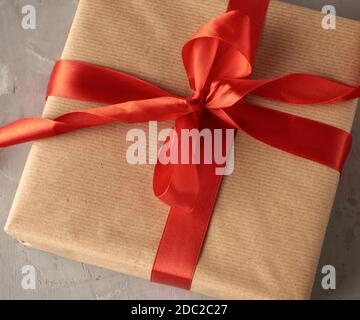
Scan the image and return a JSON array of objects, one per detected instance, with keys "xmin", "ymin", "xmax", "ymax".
[
  {"xmin": 182, "ymin": 11, "xmax": 253, "ymax": 98},
  {"xmin": 153, "ymin": 113, "xmax": 201, "ymax": 210}
]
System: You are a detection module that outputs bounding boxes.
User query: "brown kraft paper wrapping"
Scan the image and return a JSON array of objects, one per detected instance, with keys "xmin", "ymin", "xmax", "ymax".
[{"xmin": 4, "ymin": 0, "xmax": 360, "ymax": 299}]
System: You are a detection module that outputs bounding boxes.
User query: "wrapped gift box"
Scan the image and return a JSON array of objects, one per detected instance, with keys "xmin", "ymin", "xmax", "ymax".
[{"xmin": 4, "ymin": 0, "xmax": 360, "ymax": 299}]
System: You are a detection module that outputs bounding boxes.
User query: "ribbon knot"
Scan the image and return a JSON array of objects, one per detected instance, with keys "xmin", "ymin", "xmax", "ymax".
[{"xmin": 185, "ymin": 96, "xmax": 205, "ymax": 113}]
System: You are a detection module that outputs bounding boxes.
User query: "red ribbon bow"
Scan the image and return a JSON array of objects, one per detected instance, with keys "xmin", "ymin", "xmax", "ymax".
[{"xmin": 1, "ymin": 0, "xmax": 359, "ymax": 289}]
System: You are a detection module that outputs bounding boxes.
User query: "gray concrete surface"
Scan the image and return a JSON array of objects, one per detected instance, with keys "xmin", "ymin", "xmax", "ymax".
[{"xmin": 0, "ymin": 0, "xmax": 359, "ymax": 300}]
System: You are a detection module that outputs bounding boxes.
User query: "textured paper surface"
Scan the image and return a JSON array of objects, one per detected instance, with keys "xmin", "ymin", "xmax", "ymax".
[{"xmin": 5, "ymin": 0, "xmax": 360, "ymax": 299}]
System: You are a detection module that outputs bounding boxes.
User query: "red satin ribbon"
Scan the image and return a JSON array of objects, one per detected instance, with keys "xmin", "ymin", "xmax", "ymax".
[{"xmin": 1, "ymin": 0, "xmax": 359, "ymax": 289}]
